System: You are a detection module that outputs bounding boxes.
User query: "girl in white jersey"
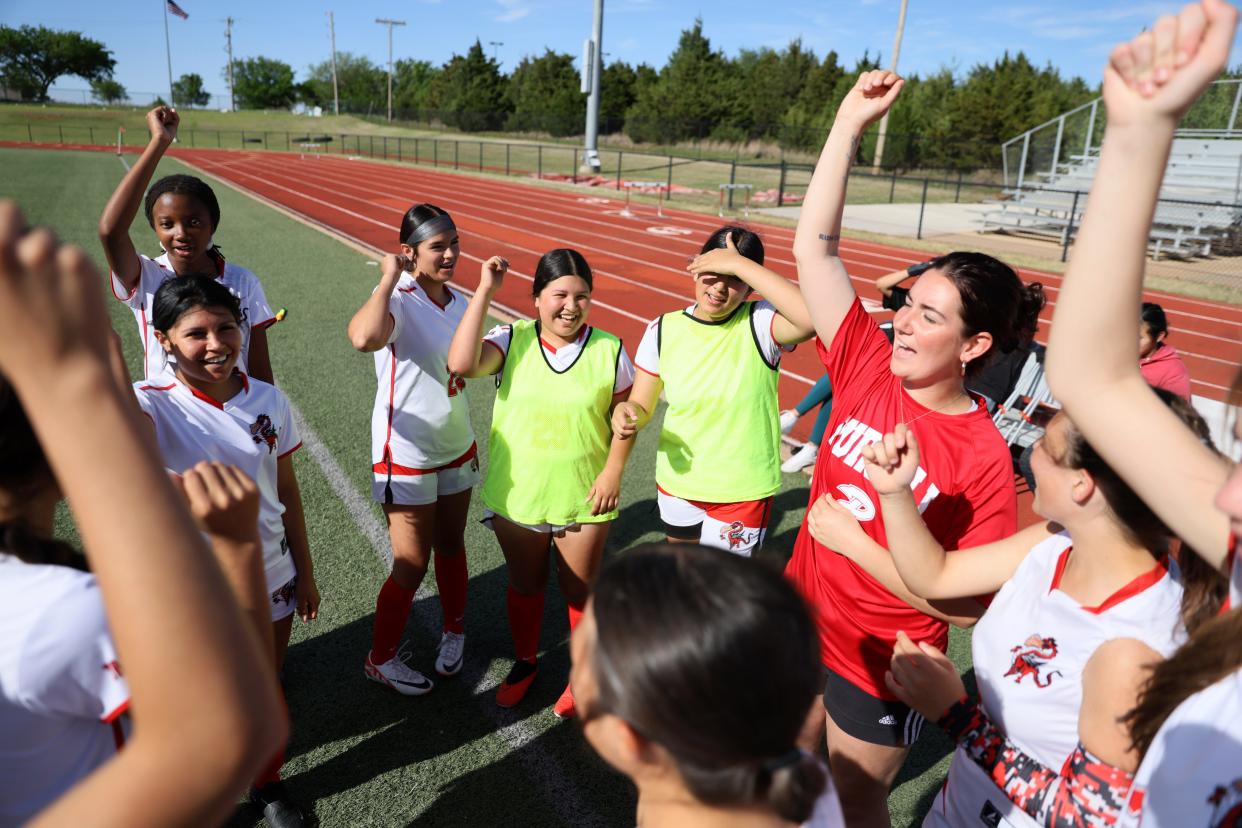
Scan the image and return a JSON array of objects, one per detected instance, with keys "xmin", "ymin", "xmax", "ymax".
[
  {"xmin": 0, "ymin": 205, "xmax": 284, "ymax": 826},
  {"xmin": 138, "ymin": 275, "xmax": 314, "ymax": 828},
  {"xmin": 101, "ymin": 106, "xmax": 276, "ymax": 383},
  {"xmin": 348, "ymin": 204, "xmax": 487, "ymax": 696},
  {"xmin": 805, "ymin": 391, "xmax": 1224, "ymax": 828},
  {"xmin": 1037, "ymin": 3, "xmax": 1242, "ymax": 826},
  {"xmin": 571, "ymin": 543, "xmax": 845, "ymax": 828}
]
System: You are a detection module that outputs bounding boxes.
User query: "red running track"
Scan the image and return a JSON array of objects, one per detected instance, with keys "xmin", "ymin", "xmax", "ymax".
[{"xmin": 10, "ymin": 142, "xmax": 1239, "ymax": 414}]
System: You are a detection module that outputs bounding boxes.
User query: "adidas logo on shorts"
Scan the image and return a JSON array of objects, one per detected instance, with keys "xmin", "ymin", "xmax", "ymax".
[{"xmin": 877, "ymin": 714, "xmax": 898, "ymax": 726}]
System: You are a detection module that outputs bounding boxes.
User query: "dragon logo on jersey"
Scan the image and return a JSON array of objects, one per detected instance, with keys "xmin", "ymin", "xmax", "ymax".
[
  {"xmin": 1004, "ymin": 634, "xmax": 1062, "ymax": 688},
  {"xmin": 249, "ymin": 414, "xmax": 278, "ymax": 453},
  {"xmin": 719, "ymin": 521, "xmax": 758, "ymax": 550},
  {"xmin": 1208, "ymin": 778, "xmax": 1242, "ymax": 827}
]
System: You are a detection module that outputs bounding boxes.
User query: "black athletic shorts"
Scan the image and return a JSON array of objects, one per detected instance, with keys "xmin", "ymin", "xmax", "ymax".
[{"xmin": 822, "ymin": 666, "xmax": 926, "ymax": 748}]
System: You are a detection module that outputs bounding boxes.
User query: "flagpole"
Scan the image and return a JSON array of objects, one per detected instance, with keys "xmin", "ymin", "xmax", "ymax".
[{"xmin": 163, "ymin": 0, "xmax": 175, "ymax": 105}]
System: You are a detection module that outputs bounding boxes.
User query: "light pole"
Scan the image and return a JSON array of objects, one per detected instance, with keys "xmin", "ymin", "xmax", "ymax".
[
  {"xmin": 329, "ymin": 11, "xmax": 340, "ymax": 116},
  {"xmin": 224, "ymin": 17, "xmax": 236, "ymax": 112},
  {"xmin": 375, "ymin": 17, "xmax": 406, "ymax": 122},
  {"xmin": 871, "ymin": 0, "xmax": 908, "ymax": 174},
  {"xmin": 488, "ymin": 41, "xmax": 504, "ymax": 63},
  {"xmin": 581, "ymin": 0, "xmax": 604, "ymax": 172}
]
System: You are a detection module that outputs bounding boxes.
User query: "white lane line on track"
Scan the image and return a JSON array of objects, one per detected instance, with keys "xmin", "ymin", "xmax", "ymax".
[{"xmin": 286, "ymin": 404, "xmax": 605, "ymax": 828}]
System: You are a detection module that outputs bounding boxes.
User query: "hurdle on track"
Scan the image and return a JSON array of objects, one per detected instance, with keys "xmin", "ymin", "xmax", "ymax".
[
  {"xmin": 718, "ymin": 183, "xmax": 753, "ymax": 218},
  {"xmin": 620, "ymin": 181, "xmax": 666, "ymax": 218}
]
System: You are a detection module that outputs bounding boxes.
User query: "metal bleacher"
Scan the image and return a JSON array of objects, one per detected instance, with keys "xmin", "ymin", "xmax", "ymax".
[{"xmin": 981, "ymin": 80, "xmax": 1242, "ymax": 259}]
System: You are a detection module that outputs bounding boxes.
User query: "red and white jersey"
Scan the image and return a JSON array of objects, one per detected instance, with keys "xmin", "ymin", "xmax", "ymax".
[
  {"xmin": 371, "ymin": 277, "xmax": 475, "ymax": 472},
  {"xmin": 0, "ymin": 555, "xmax": 130, "ymax": 825},
  {"xmin": 110, "ymin": 253, "xmax": 275, "ymax": 380},
  {"xmin": 1119, "ymin": 669, "xmax": 1242, "ymax": 828},
  {"xmin": 932, "ymin": 532, "xmax": 1185, "ymax": 828},
  {"xmin": 484, "ymin": 323, "xmax": 635, "ymax": 394},
  {"xmin": 633, "ymin": 300, "xmax": 793, "ymax": 375},
  {"xmin": 135, "ymin": 374, "xmax": 301, "ymax": 588},
  {"xmin": 785, "ymin": 297, "xmax": 1018, "ymax": 698}
]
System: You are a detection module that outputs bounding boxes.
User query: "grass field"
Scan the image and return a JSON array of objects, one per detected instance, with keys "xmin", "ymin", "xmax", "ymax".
[{"xmin": 1, "ymin": 146, "xmax": 971, "ymax": 827}]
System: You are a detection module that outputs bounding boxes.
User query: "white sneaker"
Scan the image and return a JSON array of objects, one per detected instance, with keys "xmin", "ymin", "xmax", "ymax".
[
  {"xmin": 779, "ymin": 410, "xmax": 799, "ymax": 435},
  {"xmin": 365, "ymin": 645, "xmax": 434, "ymax": 696},
  {"xmin": 435, "ymin": 631, "xmax": 465, "ymax": 677},
  {"xmin": 781, "ymin": 442, "xmax": 819, "ymax": 473}
]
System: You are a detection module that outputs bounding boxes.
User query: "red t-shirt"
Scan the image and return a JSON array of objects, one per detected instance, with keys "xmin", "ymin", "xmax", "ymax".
[{"xmin": 785, "ymin": 298, "xmax": 1017, "ymax": 699}]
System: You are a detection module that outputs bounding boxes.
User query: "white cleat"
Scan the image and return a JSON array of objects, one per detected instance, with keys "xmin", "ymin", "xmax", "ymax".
[
  {"xmin": 781, "ymin": 442, "xmax": 819, "ymax": 474},
  {"xmin": 365, "ymin": 645, "xmax": 434, "ymax": 696}
]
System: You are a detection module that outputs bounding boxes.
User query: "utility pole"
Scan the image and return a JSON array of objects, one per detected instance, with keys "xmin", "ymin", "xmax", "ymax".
[
  {"xmin": 224, "ymin": 17, "xmax": 236, "ymax": 112},
  {"xmin": 328, "ymin": 12, "xmax": 340, "ymax": 115},
  {"xmin": 871, "ymin": 0, "xmax": 908, "ymax": 174},
  {"xmin": 375, "ymin": 17, "xmax": 406, "ymax": 122},
  {"xmin": 488, "ymin": 41, "xmax": 504, "ymax": 64},
  {"xmin": 581, "ymin": 0, "xmax": 604, "ymax": 172}
]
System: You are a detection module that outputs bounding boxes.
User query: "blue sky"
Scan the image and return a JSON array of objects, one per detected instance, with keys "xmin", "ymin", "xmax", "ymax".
[{"xmin": 5, "ymin": 0, "xmax": 1241, "ymax": 104}]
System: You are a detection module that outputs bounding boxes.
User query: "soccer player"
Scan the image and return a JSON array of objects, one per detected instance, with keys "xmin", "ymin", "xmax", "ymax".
[
  {"xmin": 100, "ymin": 105, "xmax": 277, "ymax": 383},
  {"xmin": 788, "ymin": 70, "xmax": 1046, "ymax": 826},
  {"xmin": 1039, "ymin": 2, "xmax": 1242, "ymax": 825},
  {"xmin": 0, "ymin": 201, "xmax": 284, "ymax": 827},
  {"xmin": 611, "ymin": 227, "xmax": 814, "ymax": 557},
  {"xmin": 571, "ymin": 544, "xmax": 845, "ymax": 827},
  {"xmin": 806, "ymin": 395, "xmax": 1221, "ymax": 827},
  {"xmin": 348, "ymin": 204, "xmax": 481, "ymax": 696},
  {"xmin": 136, "ymin": 274, "xmax": 314, "ymax": 827},
  {"xmin": 448, "ymin": 248, "xmax": 636, "ymax": 717}
]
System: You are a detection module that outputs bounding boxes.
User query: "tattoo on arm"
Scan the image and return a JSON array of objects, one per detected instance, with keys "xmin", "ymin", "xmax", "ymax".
[{"xmin": 818, "ymin": 234, "xmax": 840, "ymax": 242}]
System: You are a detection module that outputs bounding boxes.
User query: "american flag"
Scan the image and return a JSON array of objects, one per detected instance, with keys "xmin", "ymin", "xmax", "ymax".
[{"xmin": 166, "ymin": 0, "xmax": 189, "ymax": 19}]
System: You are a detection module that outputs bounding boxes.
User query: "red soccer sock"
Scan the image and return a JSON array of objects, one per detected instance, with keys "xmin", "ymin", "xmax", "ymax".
[
  {"xmin": 434, "ymin": 551, "xmax": 468, "ymax": 635},
  {"xmin": 253, "ymin": 692, "xmax": 288, "ymax": 789},
  {"xmin": 506, "ymin": 585, "xmax": 545, "ymax": 663},
  {"xmin": 371, "ymin": 575, "xmax": 416, "ymax": 664},
  {"xmin": 566, "ymin": 599, "xmax": 585, "ymax": 634}
]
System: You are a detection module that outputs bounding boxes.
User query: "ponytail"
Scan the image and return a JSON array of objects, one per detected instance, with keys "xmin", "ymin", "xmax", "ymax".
[{"xmin": 1126, "ymin": 607, "xmax": 1242, "ymax": 758}]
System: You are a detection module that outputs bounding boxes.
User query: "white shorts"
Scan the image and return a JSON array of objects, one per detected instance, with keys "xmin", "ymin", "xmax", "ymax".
[
  {"xmin": 656, "ymin": 487, "xmax": 773, "ymax": 557},
  {"xmin": 269, "ymin": 575, "xmax": 297, "ymax": 622},
  {"xmin": 372, "ymin": 444, "xmax": 480, "ymax": 506},
  {"xmin": 481, "ymin": 509, "xmax": 580, "ymax": 537}
]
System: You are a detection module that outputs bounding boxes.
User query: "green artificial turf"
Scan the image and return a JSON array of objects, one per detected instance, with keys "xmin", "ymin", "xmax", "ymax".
[{"xmin": 2, "ymin": 145, "xmax": 967, "ymax": 827}]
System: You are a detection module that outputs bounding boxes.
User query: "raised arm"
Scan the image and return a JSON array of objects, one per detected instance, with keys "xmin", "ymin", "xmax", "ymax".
[
  {"xmin": 796, "ymin": 71, "xmax": 904, "ymax": 345},
  {"xmin": 1045, "ymin": 0, "xmax": 1238, "ymax": 565},
  {"xmin": 687, "ymin": 234, "xmax": 814, "ymax": 344},
  {"xmin": 446, "ymin": 256, "xmax": 509, "ymax": 377},
  {"xmin": 98, "ymin": 106, "xmax": 178, "ymax": 293},
  {"xmin": 0, "ymin": 203, "xmax": 284, "ymax": 828},
  {"xmin": 347, "ymin": 254, "xmax": 406, "ymax": 352}
]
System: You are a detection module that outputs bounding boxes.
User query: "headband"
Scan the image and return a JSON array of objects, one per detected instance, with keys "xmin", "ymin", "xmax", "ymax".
[{"xmin": 404, "ymin": 214, "xmax": 457, "ymax": 247}]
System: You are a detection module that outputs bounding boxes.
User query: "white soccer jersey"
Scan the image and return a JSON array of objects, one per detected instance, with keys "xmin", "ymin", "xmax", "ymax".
[
  {"xmin": 371, "ymin": 278, "xmax": 475, "ymax": 472},
  {"xmin": 1118, "ymin": 669, "xmax": 1242, "ymax": 828},
  {"xmin": 483, "ymin": 324, "xmax": 635, "ymax": 394},
  {"xmin": 0, "ymin": 555, "xmax": 130, "ymax": 825},
  {"xmin": 135, "ymin": 374, "xmax": 301, "ymax": 588},
  {"xmin": 110, "ymin": 253, "xmax": 276, "ymax": 380},
  {"xmin": 634, "ymin": 300, "xmax": 793, "ymax": 376},
  {"xmin": 928, "ymin": 531, "xmax": 1185, "ymax": 828}
]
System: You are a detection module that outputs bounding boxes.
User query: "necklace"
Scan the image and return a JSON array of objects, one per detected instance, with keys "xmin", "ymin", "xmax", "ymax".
[{"xmin": 899, "ymin": 389, "xmax": 967, "ymax": 429}]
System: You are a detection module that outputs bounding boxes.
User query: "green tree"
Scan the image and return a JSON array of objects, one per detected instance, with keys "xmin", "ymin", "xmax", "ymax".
[
  {"xmin": 171, "ymin": 72, "xmax": 210, "ymax": 108},
  {"xmin": 89, "ymin": 77, "xmax": 127, "ymax": 105},
  {"xmin": 228, "ymin": 56, "xmax": 296, "ymax": 109},
  {"xmin": 0, "ymin": 25, "xmax": 115, "ymax": 101},
  {"xmin": 303, "ymin": 52, "xmax": 385, "ymax": 114},
  {"xmin": 394, "ymin": 59, "xmax": 442, "ymax": 114},
  {"xmin": 779, "ymin": 49, "xmax": 846, "ymax": 150},
  {"xmin": 624, "ymin": 19, "xmax": 730, "ymax": 143},
  {"xmin": 428, "ymin": 40, "xmax": 509, "ymax": 131},
  {"xmin": 599, "ymin": 61, "xmax": 636, "ymax": 134},
  {"xmin": 507, "ymin": 50, "xmax": 584, "ymax": 136}
]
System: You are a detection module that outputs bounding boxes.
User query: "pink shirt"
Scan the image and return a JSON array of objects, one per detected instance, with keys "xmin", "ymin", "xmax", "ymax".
[{"xmin": 1139, "ymin": 344, "xmax": 1191, "ymax": 400}]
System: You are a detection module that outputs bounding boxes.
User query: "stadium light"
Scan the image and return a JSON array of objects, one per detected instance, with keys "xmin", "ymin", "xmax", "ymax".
[
  {"xmin": 376, "ymin": 18, "xmax": 407, "ymax": 123},
  {"xmin": 582, "ymin": 0, "xmax": 604, "ymax": 173}
]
